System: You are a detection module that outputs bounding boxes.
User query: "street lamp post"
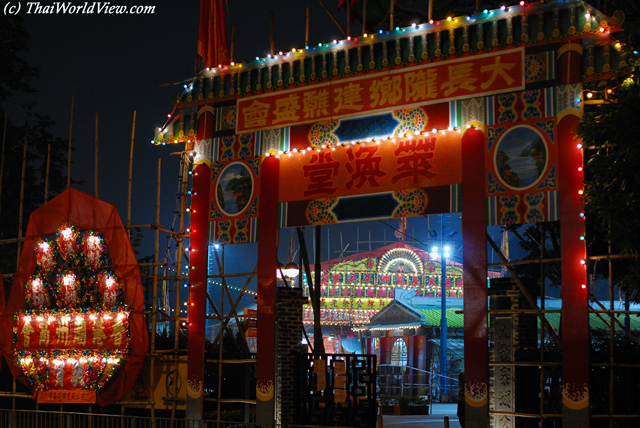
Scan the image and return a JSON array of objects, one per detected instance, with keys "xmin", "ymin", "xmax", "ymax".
[
  {"xmin": 432, "ymin": 220, "xmax": 451, "ymax": 402},
  {"xmin": 440, "ymin": 244, "xmax": 448, "ymax": 401}
]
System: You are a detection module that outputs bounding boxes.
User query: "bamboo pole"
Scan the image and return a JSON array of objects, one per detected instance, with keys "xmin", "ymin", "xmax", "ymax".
[
  {"xmin": 270, "ymin": 12, "xmax": 275, "ymax": 56},
  {"xmin": 317, "ymin": 0, "xmax": 347, "ymax": 37},
  {"xmin": 67, "ymin": 90, "xmax": 75, "ymax": 188},
  {"xmin": 390, "ymin": 0, "xmax": 394, "ymax": 29},
  {"xmin": 171, "ymin": 153, "xmax": 190, "ymax": 418},
  {"xmin": 17, "ymin": 133, "xmax": 28, "ymax": 266},
  {"xmin": 127, "ymin": 110, "xmax": 136, "ymax": 228},
  {"xmin": 44, "ymin": 144, "xmax": 51, "ymax": 203},
  {"xmin": 94, "ymin": 111, "xmax": 99, "ymax": 198},
  {"xmin": 0, "ymin": 110, "xmax": 7, "ymax": 216},
  {"xmin": 230, "ymin": 24, "xmax": 235, "ymax": 64},
  {"xmin": 347, "ymin": 0, "xmax": 350, "ymax": 38},
  {"xmin": 363, "ymin": 0, "xmax": 367, "ymax": 35},
  {"xmin": 217, "ymin": 246, "xmax": 224, "ymax": 422},
  {"xmin": 150, "ymin": 157, "xmax": 160, "ymax": 420},
  {"xmin": 305, "ymin": 7, "xmax": 310, "ymax": 47}
]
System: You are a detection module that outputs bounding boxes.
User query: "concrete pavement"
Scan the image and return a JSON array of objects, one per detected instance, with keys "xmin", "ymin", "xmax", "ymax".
[{"xmin": 380, "ymin": 403, "xmax": 462, "ymax": 428}]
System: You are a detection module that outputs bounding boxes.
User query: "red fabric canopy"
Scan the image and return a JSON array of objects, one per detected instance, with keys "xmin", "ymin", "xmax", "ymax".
[{"xmin": 1, "ymin": 188, "xmax": 148, "ymax": 406}]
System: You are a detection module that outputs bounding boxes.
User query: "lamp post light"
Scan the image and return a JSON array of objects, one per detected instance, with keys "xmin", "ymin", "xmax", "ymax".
[
  {"xmin": 283, "ymin": 262, "xmax": 300, "ymax": 279},
  {"xmin": 276, "ymin": 261, "xmax": 300, "ymax": 286}
]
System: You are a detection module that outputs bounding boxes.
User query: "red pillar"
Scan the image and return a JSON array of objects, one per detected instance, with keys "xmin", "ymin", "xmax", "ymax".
[
  {"xmin": 461, "ymin": 127, "xmax": 488, "ymax": 427},
  {"xmin": 256, "ymin": 155, "xmax": 279, "ymax": 425},
  {"xmin": 558, "ymin": 114, "xmax": 589, "ymax": 424},
  {"xmin": 186, "ymin": 110, "xmax": 213, "ymax": 421},
  {"xmin": 557, "ymin": 40, "xmax": 589, "ymax": 426},
  {"xmin": 413, "ymin": 336, "xmax": 427, "ymax": 396},
  {"xmin": 382, "ymin": 336, "xmax": 394, "ymax": 364},
  {"xmin": 405, "ymin": 335, "xmax": 416, "ymax": 395}
]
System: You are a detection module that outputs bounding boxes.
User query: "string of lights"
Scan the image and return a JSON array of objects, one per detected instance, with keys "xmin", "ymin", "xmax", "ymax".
[{"xmin": 153, "ymin": 1, "xmax": 612, "ymax": 144}]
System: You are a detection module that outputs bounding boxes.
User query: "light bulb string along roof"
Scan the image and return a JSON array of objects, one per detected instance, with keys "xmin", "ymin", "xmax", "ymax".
[
  {"xmin": 153, "ymin": 2, "xmax": 614, "ymax": 144},
  {"xmin": 192, "ymin": 0, "xmax": 605, "ymax": 76},
  {"xmin": 265, "ymin": 125, "xmax": 473, "ymax": 158}
]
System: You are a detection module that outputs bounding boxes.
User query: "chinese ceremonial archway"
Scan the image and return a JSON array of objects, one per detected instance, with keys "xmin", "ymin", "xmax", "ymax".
[{"xmin": 0, "ymin": 188, "xmax": 148, "ymax": 406}]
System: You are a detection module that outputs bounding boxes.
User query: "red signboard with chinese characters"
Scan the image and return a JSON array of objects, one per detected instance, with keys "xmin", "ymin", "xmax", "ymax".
[
  {"xmin": 236, "ymin": 48, "xmax": 524, "ymax": 133},
  {"xmin": 278, "ymin": 132, "xmax": 461, "ymax": 202},
  {"xmin": 37, "ymin": 389, "xmax": 96, "ymax": 404},
  {"xmin": 16, "ymin": 313, "xmax": 130, "ymax": 352}
]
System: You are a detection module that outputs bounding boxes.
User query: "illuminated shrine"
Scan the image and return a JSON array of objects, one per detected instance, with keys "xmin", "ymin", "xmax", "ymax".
[
  {"xmin": 1, "ymin": 188, "xmax": 147, "ymax": 406},
  {"xmin": 302, "ymin": 242, "xmax": 467, "ymax": 331}
]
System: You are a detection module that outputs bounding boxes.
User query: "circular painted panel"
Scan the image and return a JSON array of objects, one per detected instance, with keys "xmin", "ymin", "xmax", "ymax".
[
  {"xmin": 494, "ymin": 126, "xmax": 548, "ymax": 190},
  {"xmin": 215, "ymin": 162, "xmax": 254, "ymax": 217}
]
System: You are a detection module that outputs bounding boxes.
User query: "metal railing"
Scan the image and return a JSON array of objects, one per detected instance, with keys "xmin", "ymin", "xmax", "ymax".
[{"xmin": 0, "ymin": 408, "xmax": 360, "ymax": 428}]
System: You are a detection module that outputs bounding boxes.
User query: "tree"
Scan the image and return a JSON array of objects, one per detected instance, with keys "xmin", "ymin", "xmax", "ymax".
[
  {"xmin": 0, "ymin": 15, "xmax": 39, "ymax": 106},
  {"xmin": 0, "ymin": 17, "xmax": 77, "ymax": 287},
  {"xmin": 577, "ymin": 20, "xmax": 640, "ymax": 299}
]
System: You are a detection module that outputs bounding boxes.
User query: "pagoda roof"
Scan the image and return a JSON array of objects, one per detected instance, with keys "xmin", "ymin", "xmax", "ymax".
[{"xmin": 354, "ymin": 297, "xmax": 465, "ymax": 330}]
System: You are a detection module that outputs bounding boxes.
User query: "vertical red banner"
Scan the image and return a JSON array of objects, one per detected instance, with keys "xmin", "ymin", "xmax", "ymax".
[
  {"xmin": 256, "ymin": 156, "xmax": 279, "ymax": 424},
  {"xmin": 198, "ymin": 0, "xmax": 229, "ymax": 68},
  {"xmin": 461, "ymin": 127, "xmax": 489, "ymax": 427}
]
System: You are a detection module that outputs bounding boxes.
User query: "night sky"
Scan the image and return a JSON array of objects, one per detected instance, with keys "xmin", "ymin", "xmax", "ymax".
[
  {"xmin": 10, "ymin": 1, "xmax": 517, "ymax": 281},
  {"xmin": 13, "ymin": 0, "xmax": 347, "ymax": 256}
]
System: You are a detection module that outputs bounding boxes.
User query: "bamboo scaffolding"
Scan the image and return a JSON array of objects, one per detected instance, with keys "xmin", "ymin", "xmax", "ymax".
[
  {"xmin": 363, "ymin": 0, "xmax": 367, "ymax": 35},
  {"xmin": 17, "ymin": 134, "xmax": 27, "ymax": 266},
  {"xmin": 486, "ymin": 233, "xmax": 562, "ymax": 349},
  {"xmin": 317, "ymin": 0, "xmax": 346, "ymax": 37},
  {"xmin": 94, "ymin": 111, "xmax": 99, "ymax": 198},
  {"xmin": 230, "ymin": 24, "xmax": 235, "ymax": 64},
  {"xmin": 0, "ymin": 237, "xmax": 25, "ymax": 245},
  {"xmin": 44, "ymin": 144, "xmax": 51, "ymax": 203},
  {"xmin": 127, "ymin": 111, "xmax": 136, "ymax": 229},
  {"xmin": 305, "ymin": 7, "xmax": 309, "ymax": 47},
  {"xmin": 66, "ymin": 91, "xmax": 74, "ymax": 188},
  {"xmin": 346, "ymin": 0, "xmax": 350, "ymax": 38},
  {"xmin": 217, "ymin": 246, "xmax": 224, "ymax": 422},
  {"xmin": 0, "ymin": 110, "xmax": 7, "ymax": 216},
  {"xmin": 270, "ymin": 12, "xmax": 275, "ymax": 56}
]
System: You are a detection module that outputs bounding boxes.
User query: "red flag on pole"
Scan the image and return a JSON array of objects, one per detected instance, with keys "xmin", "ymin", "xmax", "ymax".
[{"xmin": 198, "ymin": 0, "xmax": 229, "ymax": 69}]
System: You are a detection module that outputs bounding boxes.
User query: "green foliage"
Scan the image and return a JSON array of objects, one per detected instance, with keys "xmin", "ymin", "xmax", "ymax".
[
  {"xmin": 578, "ymin": 27, "xmax": 640, "ymax": 298},
  {"xmin": 0, "ymin": 17, "xmax": 82, "ymax": 287},
  {"xmin": 379, "ymin": 395, "xmax": 429, "ymax": 406},
  {"xmin": 0, "ymin": 15, "xmax": 39, "ymax": 106},
  {"xmin": 589, "ymin": 332, "xmax": 640, "ymax": 426},
  {"xmin": 0, "ymin": 116, "xmax": 72, "ymax": 275},
  {"xmin": 580, "ymin": 82, "xmax": 640, "ymax": 254}
]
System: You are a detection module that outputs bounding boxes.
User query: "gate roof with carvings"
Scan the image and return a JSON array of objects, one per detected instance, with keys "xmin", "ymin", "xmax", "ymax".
[{"xmin": 154, "ymin": 0, "xmax": 624, "ymax": 145}]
